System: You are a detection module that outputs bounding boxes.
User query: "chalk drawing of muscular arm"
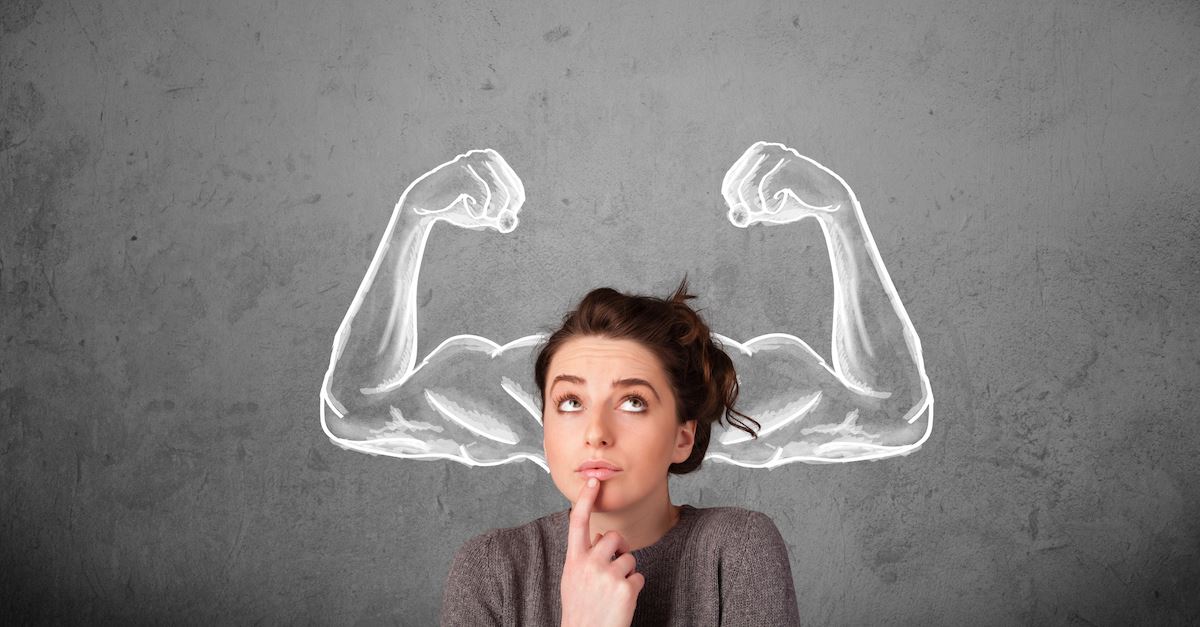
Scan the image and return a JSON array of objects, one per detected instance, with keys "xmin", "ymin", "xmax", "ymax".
[
  {"xmin": 709, "ymin": 142, "xmax": 932, "ymax": 465},
  {"xmin": 320, "ymin": 149, "xmax": 551, "ymax": 469},
  {"xmin": 320, "ymin": 143, "xmax": 932, "ymax": 468}
]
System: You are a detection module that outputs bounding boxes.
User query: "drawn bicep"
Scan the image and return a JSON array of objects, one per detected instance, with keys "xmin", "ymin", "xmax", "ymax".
[
  {"xmin": 705, "ymin": 335, "xmax": 931, "ymax": 465},
  {"xmin": 321, "ymin": 336, "xmax": 550, "ymax": 469}
]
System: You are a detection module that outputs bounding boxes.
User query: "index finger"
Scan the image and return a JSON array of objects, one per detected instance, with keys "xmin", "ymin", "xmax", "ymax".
[
  {"xmin": 567, "ymin": 477, "xmax": 599, "ymax": 557},
  {"xmin": 462, "ymin": 163, "xmax": 492, "ymax": 218},
  {"xmin": 721, "ymin": 143, "xmax": 762, "ymax": 209},
  {"xmin": 738, "ymin": 153, "xmax": 769, "ymax": 214},
  {"xmin": 484, "ymin": 152, "xmax": 526, "ymax": 212}
]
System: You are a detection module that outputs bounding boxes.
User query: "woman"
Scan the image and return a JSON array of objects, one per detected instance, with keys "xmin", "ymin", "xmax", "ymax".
[{"xmin": 440, "ymin": 280, "xmax": 802, "ymax": 626}]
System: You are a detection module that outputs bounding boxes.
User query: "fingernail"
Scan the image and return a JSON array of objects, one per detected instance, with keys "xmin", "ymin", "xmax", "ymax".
[{"xmin": 587, "ymin": 478, "xmax": 597, "ymax": 488}]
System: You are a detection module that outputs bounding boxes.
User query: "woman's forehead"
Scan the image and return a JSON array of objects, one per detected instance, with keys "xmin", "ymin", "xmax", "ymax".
[{"xmin": 548, "ymin": 336, "xmax": 666, "ymax": 381}]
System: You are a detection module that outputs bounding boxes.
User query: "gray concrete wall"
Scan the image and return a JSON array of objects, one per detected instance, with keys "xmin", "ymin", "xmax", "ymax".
[{"xmin": 3, "ymin": 0, "xmax": 1198, "ymax": 624}]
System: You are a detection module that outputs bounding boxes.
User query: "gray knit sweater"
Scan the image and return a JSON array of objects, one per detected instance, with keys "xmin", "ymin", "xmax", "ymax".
[{"xmin": 440, "ymin": 504, "xmax": 801, "ymax": 626}]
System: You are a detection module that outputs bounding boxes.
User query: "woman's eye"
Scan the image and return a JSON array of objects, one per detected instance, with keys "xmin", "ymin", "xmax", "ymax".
[
  {"xmin": 619, "ymin": 396, "xmax": 647, "ymax": 412},
  {"xmin": 557, "ymin": 398, "xmax": 583, "ymax": 412}
]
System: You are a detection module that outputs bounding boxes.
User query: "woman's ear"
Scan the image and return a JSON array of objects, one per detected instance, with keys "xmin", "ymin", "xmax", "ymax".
[{"xmin": 673, "ymin": 419, "xmax": 697, "ymax": 463}]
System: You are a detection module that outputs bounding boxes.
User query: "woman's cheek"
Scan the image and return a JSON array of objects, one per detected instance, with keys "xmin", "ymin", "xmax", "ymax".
[{"xmin": 543, "ymin": 428, "xmax": 572, "ymax": 499}]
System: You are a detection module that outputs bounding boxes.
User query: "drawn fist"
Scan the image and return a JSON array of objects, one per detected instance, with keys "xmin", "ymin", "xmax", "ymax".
[
  {"xmin": 405, "ymin": 149, "xmax": 525, "ymax": 233},
  {"xmin": 721, "ymin": 141, "xmax": 850, "ymax": 228}
]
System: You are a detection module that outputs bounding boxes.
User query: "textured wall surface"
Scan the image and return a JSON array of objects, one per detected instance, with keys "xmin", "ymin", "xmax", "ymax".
[{"xmin": 3, "ymin": 0, "xmax": 1198, "ymax": 624}]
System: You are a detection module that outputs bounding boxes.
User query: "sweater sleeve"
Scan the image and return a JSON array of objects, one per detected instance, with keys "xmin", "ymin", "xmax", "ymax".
[
  {"xmin": 719, "ymin": 511, "xmax": 802, "ymax": 627},
  {"xmin": 440, "ymin": 531, "xmax": 505, "ymax": 626}
]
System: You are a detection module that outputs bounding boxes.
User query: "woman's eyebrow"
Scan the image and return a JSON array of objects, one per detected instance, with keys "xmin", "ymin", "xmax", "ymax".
[
  {"xmin": 551, "ymin": 374, "xmax": 585, "ymax": 386},
  {"xmin": 613, "ymin": 378, "xmax": 661, "ymax": 401},
  {"xmin": 550, "ymin": 375, "xmax": 661, "ymax": 402}
]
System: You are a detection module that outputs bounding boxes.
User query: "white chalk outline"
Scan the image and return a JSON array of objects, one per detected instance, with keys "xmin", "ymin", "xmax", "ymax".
[{"xmin": 320, "ymin": 143, "xmax": 933, "ymax": 468}]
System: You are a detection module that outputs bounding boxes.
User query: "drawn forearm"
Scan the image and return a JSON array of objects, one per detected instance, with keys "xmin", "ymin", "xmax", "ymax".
[
  {"xmin": 820, "ymin": 208, "xmax": 926, "ymax": 408},
  {"xmin": 369, "ymin": 210, "xmax": 437, "ymax": 392},
  {"xmin": 335, "ymin": 206, "xmax": 436, "ymax": 396}
]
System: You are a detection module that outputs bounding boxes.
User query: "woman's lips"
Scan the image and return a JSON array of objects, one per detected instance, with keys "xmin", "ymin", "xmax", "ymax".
[{"xmin": 576, "ymin": 469, "xmax": 621, "ymax": 480}]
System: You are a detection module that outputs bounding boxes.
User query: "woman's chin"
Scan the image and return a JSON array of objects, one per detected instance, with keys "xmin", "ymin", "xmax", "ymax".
[
  {"xmin": 590, "ymin": 498, "xmax": 621, "ymax": 514},
  {"xmin": 591, "ymin": 482, "xmax": 630, "ymax": 513}
]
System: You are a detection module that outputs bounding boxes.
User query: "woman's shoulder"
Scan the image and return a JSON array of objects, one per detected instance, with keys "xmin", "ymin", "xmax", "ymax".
[
  {"xmin": 443, "ymin": 512, "xmax": 570, "ymax": 626},
  {"xmin": 453, "ymin": 510, "xmax": 568, "ymax": 561},
  {"xmin": 687, "ymin": 504, "xmax": 781, "ymax": 528},
  {"xmin": 682, "ymin": 505, "xmax": 789, "ymax": 550}
]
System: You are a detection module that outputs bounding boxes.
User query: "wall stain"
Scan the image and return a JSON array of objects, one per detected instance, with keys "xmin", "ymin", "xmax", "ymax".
[
  {"xmin": 543, "ymin": 25, "xmax": 570, "ymax": 42},
  {"xmin": 228, "ymin": 402, "xmax": 259, "ymax": 414},
  {"xmin": 2, "ymin": 81, "xmax": 45, "ymax": 151},
  {"xmin": 0, "ymin": 387, "xmax": 34, "ymax": 455},
  {"xmin": 111, "ymin": 446, "xmax": 199, "ymax": 510},
  {"xmin": 305, "ymin": 447, "xmax": 329, "ymax": 472},
  {"xmin": 1062, "ymin": 348, "xmax": 1100, "ymax": 391},
  {"xmin": 145, "ymin": 400, "xmax": 177, "ymax": 412},
  {"xmin": 2, "ymin": 131, "xmax": 90, "ymax": 323},
  {"xmin": 0, "ymin": 0, "xmax": 41, "ymax": 34}
]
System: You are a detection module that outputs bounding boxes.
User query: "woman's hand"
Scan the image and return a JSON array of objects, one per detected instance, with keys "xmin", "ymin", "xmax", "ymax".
[
  {"xmin": 721, "ymin": 141, "xmax": 850, "ymax": 228},
  {"xmin": 404, "ymin": 148, "xmax": 524, "ymax": 233},
  {"xmin": 560, "ymin": 478, "xmax": 644, "ymax": 627}
]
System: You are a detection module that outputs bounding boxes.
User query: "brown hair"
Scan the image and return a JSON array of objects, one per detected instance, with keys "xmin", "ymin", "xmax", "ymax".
[{"xmin": 534, "ymin": 279, "xmax": 760, "ymax": 474}]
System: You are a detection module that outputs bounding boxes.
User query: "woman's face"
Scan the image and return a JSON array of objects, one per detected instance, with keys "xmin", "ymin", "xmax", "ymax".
[{"xmin": 542, "ymin": 336, "xmax": 696, "ymax": 513}]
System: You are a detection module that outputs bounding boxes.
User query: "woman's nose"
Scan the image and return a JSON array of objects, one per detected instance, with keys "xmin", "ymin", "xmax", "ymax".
[{"xmin": 584, "ymin": 411, "xmax": 612, "ymax": 447}]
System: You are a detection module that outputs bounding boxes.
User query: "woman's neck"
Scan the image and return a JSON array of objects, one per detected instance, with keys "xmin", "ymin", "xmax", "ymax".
[{"xmin": 587, "ymin": 483, "xmax": 681, "ymax": 552}]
